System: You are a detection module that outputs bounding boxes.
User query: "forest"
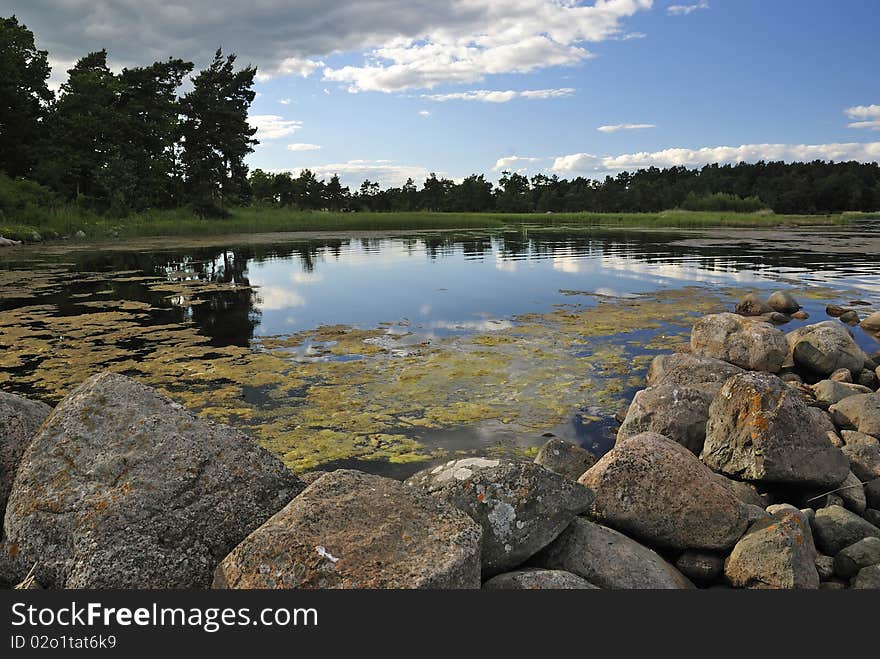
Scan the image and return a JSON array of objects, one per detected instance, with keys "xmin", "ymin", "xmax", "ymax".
[{"xmin": 2, "ymin": 15, "xmax": 880, "ymax": 223}]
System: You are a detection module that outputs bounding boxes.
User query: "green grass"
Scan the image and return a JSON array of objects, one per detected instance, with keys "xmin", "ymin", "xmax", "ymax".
[{"xmin": 0, "ymin": 206, "xmax": 867, "ymax": 243}]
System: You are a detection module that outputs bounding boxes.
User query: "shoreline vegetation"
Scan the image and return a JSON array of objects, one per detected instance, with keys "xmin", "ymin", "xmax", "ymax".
[{"xmin": 1, "ymin": 208, "xmax": 872, "ymax": 244}]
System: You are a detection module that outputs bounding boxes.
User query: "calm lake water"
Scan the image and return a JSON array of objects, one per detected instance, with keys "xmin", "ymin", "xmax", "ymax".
[{"xmin": 2, "ymin": 222, "xmax": 879, "ymax": 477}]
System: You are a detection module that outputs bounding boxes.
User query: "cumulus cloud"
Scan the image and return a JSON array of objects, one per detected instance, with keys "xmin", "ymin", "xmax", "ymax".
[
  {"xmin": 12, "ymin": 1, "xmax": 652, "ymax": 91},
  {"xmin": 287, "ymin": 143, "xmax": 322, "ymax": 151},
  {"xmin": 597, "ymin": 122, "xmax": 655, "ymax": 133},
  {"xmin": 493, "ymin": 156, "xmax": 544, "ymax": 171},
  {"xmin": 249, "ymin": 115, "xmax": 303, "ymax": 140},
  {"xmin": 278, "ymin": 160, "xmax": 434, "ymax": 188},
  {"xmin": 423, "ymin": 87, "xmax": 575, "ymax": 103},
  {"xmin": 278, "ymin": 98, "xmax": 292, "ymax": 105},
  {"xmin": 667, "ymin": 1, "xmax": 709, "ymax": 16},
  {"xmin": 418, "ymin": 110, "xmax": 431, "ymax": 117},
  {"xmin": 550, "ymin": 142, "xmax": 880, "ymax": 174},
  {"xmin": 846, "ymin": 105, "xmax": 880, "ymax": 130}
]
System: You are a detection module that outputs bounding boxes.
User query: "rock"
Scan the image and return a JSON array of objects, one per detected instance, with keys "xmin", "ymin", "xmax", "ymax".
[
  {"xmin": 791, "ymin": 311, "xmax": 809, "ymax": 320},
  {"xmin": 860, "ymin": 311, "xmax": 880, "ymax": 333},
  {"xmin": 839, "ymin": 310, "xmax": 860, "ymax": 326},
  {"xmin": 760, "ymin": 312, "xmax": 791, "ymax": 325},
  {"xmin": 833, "ymin": 536, "xmax": 880, "ymax": 578},
  {"xmin": 406, "ymin": 458, "xmax": 593, "ymax": 576},
  {"xmin": 482, "ymin": 568, "xmax": 597, "ymax": 590},
  {"xmin": 0, "ymin": 236, "xmax": 21, "ymax": 247},
  {"xmin": 713, "ymin": 473, "xmax": 765, "ymax": 507},
  {"xmin": 534, "ymin": 438, "xmax": 597, "ymax": 482},
  {"xmin": 691, "ymin": 313, "xmax": 788, "ymax": 372},
  {"xmin": 701, "ymin": 372, "xmax": 850, "ymax": 488},
  {"xmin": 214, "ymin": 470, "xmax": 481, "ymax": 589},
  {"xmin": 806, "ymin": 407, "xmax": 839, "ymax": 438},
  {"xmin": 579, "ymin": 432, "xmax": 749, "ymax": 550},
  {"xmin": 780, "ymin": 371, "xmax": 803, "ymax": 384},
  {"xmin": 851, "ymin": 564, "xmax": 880, "ymax": 589},
  {"xmin": 857, "ymin": 369, "xmax": 878, "ymax": 390},
  {"xmin": 820, "ymin": 579, "xmax": 847, "ymax": 590},
  {"xmin": 675, "ymin": 551, "xmax": 725, "ymax": 584},
  {"xmin": 735, "ymin": 293, "xmax": 773, "ymax": 316},
  {"xmin": 531, "ymin": 518, "xmax": 694, "ymax": 589},
  {"xmin": 4, "ymin": 373, "xmax": 304, "ymax": 589},
  {"xmin": 840, "ymin": 431, "xmax": 880, "ymax": 482},
  {"xmin": 836, "ymin": 471, "xmax": 867, "ymax": 514},
  {"xmin": 811, "ymin": 380, "xmax": 872, "ymax": 408},
  {"xmin": 616, "ymin": 384, "xmax": 715, "ymax": 454},
  {"xmin": 298, "ymin": 470, "xmax": 329, "ymax": 486},
  {"xmin": 646, "ymin": 352, "xmax": 744, "ymax": 388},
  {"xmin": 830, "ymin": 368, "xmax": 853, "ymax": 383},
  {"xmin": 811, "ymin": 505, "xmax": 880, "ymax": 555},
  {"xmin": 815, "ymin": 554, "xmax": 836, "ymax": 580},
  {"xmin": 788, "ymin": 321, "xmax": 865, "ymax": 377},
  {"xmin": 764, "ymin": 505, "xmax": 818, "ymax": 557},
  {"xmin": 826, "ymin": 305, "xmax": 848, "ymax": 318},
  {"xmin": 866, "ymin": 479, "xmax": 880, "ymax": 509},
  {"xmin": 767, "ymin": 291, "xmax": 800, "ymax": 314},
  {"xmin": 724, "ymin": 510, "xmax": 820, "ymax": 589},
  {"xmin": 863, "ymin": 509, "xmax": 880, "ymax": 527},
  {"xmin": 0, "ymin": 392, "xmax": 52, "ymax": 532},
  {"xmin": 73, "ymin": 230, "xmax": 86, "ymax": 239}
]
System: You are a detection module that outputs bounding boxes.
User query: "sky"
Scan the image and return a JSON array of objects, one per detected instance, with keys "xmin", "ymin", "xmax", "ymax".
[{"xmin": 4, "ymin": 0, "xmax": 879, "ymax": 188}]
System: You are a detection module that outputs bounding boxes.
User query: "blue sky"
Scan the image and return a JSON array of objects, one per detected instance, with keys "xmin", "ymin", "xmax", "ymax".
[{"xmin": 6, "ymin": 0, "xmax": 879, "ymax": 187}]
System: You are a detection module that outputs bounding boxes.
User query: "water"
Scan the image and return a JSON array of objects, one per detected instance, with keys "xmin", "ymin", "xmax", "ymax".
[{"xmin": 1, "ymin": 222, "xmax": 879, "ymax": 477}]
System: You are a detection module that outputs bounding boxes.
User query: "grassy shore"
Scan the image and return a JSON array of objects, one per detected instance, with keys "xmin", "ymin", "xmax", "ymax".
[{"xmin": 0, "ymin": 206, "xmax": 869, "ymax": 242}]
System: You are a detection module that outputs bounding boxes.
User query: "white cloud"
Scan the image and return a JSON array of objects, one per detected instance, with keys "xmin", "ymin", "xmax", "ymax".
[
  {"xmin": 597, "ymin": 122, "xmax": 655, "ymax": 133},
  {"xmin": 278, "ymin": 160, "xmax": 433, "ymax": 188},
  {"xmin": 418, "ymin": 109, "xmax": 431, "ymax": 117},
  {"xmin": 423, "ymin": 87, "xmax": 575, "ymax": 103},
  {"xmin": 287, "ymin": 143, "xmax": 322, "ymax": 152},
  {"xmin": 845, "ymin": 105, "xmax": 880, "ymax": 130},
  {"xmin": 256, "ymin": 56, "xmax": 324, "ymax": 81},
  {"xmin": 667, "ymin": 2, "xmax": 709, "ymax": 16},
  {"xmin": 550, "ymin": 142, "xmax": 880, "ymax": 174},
  {"xmin": 255, "ymin": 286, "xmax": 306, "ymax": 311},
  {"xmin": 493, "ymin": 156, "xmax": 543, "ymax": 171},
  {"xmin": 249, "ymin": 115, "xmax": 303, "ymax": 140},
  {"xmin": 278, "ymin": 98, "xmax": 292, "ymax": 105}
]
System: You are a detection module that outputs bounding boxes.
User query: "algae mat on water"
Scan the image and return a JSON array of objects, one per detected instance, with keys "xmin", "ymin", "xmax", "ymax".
[{"xmin": 0, "ymin": 271, "xmax": 735, "ymax": 471}]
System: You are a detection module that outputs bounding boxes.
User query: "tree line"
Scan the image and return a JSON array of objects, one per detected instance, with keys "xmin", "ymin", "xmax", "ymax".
[{"xmin": 2, "ymin": 15, "xmax": 879, "ymax": 218}]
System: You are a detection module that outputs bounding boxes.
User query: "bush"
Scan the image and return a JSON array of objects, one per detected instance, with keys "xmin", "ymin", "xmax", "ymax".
[{"xmin": 679, "ymin": 192, "xmax": 766, "ymax": 213}]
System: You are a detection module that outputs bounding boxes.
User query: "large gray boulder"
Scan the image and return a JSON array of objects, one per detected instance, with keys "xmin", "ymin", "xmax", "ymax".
[
  {"xmin": 701, "ymin": 372, "xmax": 850, "ymax": 488},
  {"xmin": 840, "ymin": 431, "xmax": 880, "ymax": 482},
  {"xmin": 811, "ymin": 505, "xmax": 880, "ymax": 555},
  {"xmin": 646, "ymin": 352, "xmax": 744, "ymax": 388},
  {"xmin": 531, "ymin": 518, "xmax": 694, "ymax": 589},
  {"xmin": 482, "ymin": 568, "xmax": 597, "ymax": 590},
  {"xmin": 579, "ymin": 432, "xmax": 749, "ymax": 550},
  {"xmin": 406, "ymin": 458, "xmax": 593, "ymax": 576},
  {"xmin": 533, "ymin": 438, "xmax": 597, "ymax": 482},
  {"xmin": 724, "ymin": 510, "xmax": 819, "ymax": 589},
  {"xmin": 788, "ymin": 321, "xmax": 865, "ymax": 377},
  {"xmin": 690, "ymin": 313, "xmax": 788, "ymax": 372},
  {"xmin": 214, "ymin": 470, "xmax": 482, "ymax": 589},
  {"xmin": 851, "ymin": 564, "xmax": 880, "ymax": 589},
  {"xmin": 735, "ymin": 293, "xmax": 773, "ymax": 317},
  {"xmin": 835, "ymin": 471, "xmax": 867, "ymax": 514},
  {"xmin": 811, "ymin": 380, "xmax": 873, "ymax": 409},
  {"xmin": 833, "ymin": 536, "xmax": 880, "ymax": 579},
  {"xmin": 0, "ymin": 392, "xmax": 52, "ymax": 533},
  {"xmin": 616, "ymin": 384, "xmax": 716, "ymax": 454},
  {"xmin": 3, "ymin": 373, "xmax": 304, "ymax": 589},
  {"xmin": 830, "ymin": 393, "xmax": 880, "ymax": 436}
]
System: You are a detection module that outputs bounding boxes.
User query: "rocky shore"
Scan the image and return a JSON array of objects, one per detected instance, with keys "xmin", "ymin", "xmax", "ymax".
[{"xmin": 2, "ymin": 290, "xmax": 880, "ymax": 589}]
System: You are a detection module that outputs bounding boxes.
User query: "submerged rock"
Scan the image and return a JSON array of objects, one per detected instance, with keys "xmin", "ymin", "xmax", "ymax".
[
  {"xmin": 214, "ymin": 470, "xmax": 482, "ymax": 589},
  {"xmin": 0, "ymin": 392, "xmax": 52, "ymax": 533},
  {"xmin": 690, "ymin": 313, "xmax": 788, "ymax": 372},
  {"xmin": 767, "ymin": 291, "xmax": 800, "ymax": 314},
  {"xmin": 788, "ymin": 321, "xmax": 865, "ymax": 377},
  {"xmin": 534, "ymin": 438, "xmax": 597, "ymax": 482},
  {"xmin": 646, "ymin": 352, "xmax": 744, "ymax": 388},
  {"xmin": 531, "ymin": 518, "xmax": 694, "ymax": 589},
  {"xmin": 724, "ymin": 510, "xmax": 819, "ymax": 589},
  {"xmin": 482, "ymin": 568, "xmax": 597, "ymax": 590},
  {"xmin": 4, "ymin": 373, "xmax": 304, "ymax": 589},
  {"xmin": 406, "ymin": 458, "xmax": 593, "ymax": 575},
  {"xmin": 580, "ymin": 432, "xmax": 749, "ymax": 550},
  {"xmin": 701, "ymin": 372, "xmax": 850, "ymax": 488},
  {"xmin": 616, "ymin": 384, "xmax": 716, "ymax": 454}
]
